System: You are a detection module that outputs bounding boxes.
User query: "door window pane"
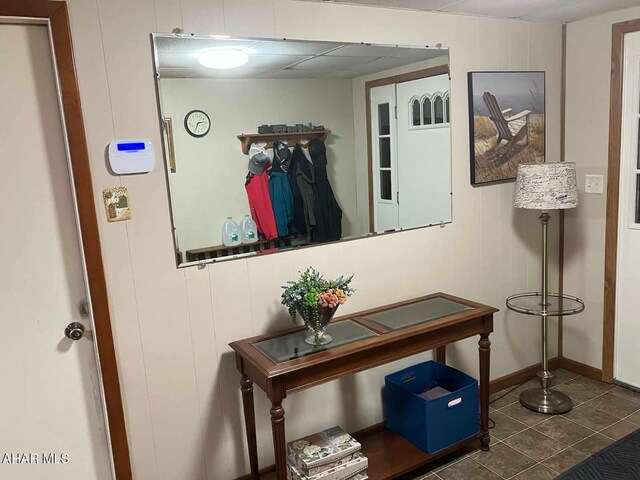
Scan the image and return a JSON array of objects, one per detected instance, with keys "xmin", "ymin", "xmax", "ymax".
[
  {"xmin": 379, "ymin": 137, "xmax": 391, "ymax": 168},
  {"xmin": 378, "ymin": 103, "xmax": 390, "ymax": 136},
  {"xmin": 380, "ymin": 171, "xmax": 392, "ymax": 200},
  {"xmin": 423, "ymin": 97, "xmax": 432, "ymax": 125},
  {"xmin": 444, "ymin": 96, "xmax": 450, "ymax": 123},
  {"xmin": 434, "ymin": 96, "xmax": 444, "ymax": 124},
  {"xmin": 411, "ymin": 99, "xmax": 421, "ymax": 126},
  {"xmin": 636, "ymin": 174, "xmax": 640, "ymax": 224},
  {"xmin": 637, "ymin": 121, "xmax": 640, "ymax": 169}
]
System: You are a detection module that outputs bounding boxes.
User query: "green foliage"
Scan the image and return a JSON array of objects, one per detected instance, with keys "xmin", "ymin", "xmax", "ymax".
[{"xmin": 281, "ymin": 267, "xmax": 355, "ymax": 322}]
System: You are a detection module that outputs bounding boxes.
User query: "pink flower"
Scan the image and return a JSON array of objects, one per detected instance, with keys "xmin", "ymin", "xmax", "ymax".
[{"xmin": 318, "ymin": 291, "xmax": 339, "ymax": 309}]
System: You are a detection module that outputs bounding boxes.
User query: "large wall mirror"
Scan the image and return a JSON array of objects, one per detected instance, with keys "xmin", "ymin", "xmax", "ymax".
[{"xmin": 151, "ymin": 34, "xmax": 452, "ymax": 267}]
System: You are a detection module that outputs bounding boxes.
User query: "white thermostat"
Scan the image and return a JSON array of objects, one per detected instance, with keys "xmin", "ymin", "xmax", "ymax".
[{"xmin": 108, "ymin": 139, "xmax": 155, "ymax": 174}]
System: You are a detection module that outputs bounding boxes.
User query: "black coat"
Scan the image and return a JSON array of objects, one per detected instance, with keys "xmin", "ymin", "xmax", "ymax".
[
  {"xmin": 308, "ymin": 139, "xmax": 342, "ymax": 243},
  {"xmin": 287, "ymin": 145, "xmax": 307, "ymax": 236}
]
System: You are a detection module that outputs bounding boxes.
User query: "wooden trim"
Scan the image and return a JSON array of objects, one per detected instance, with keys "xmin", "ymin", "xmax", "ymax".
[
  {"xmin": 0, "ymin": 1, "xmax": 132, "ymax": 478},
  {"xmin": 559, "ymin": 357, "xmax": 604, "ymax": 382},
  {"xmin": 237, "ymin": 129, "xmax": 331, "ymax": 155},
  {"xmin": 366, "ymin": 64, "xmax": 449, "ymax": 90},
  {"xmin": 489, "ymin": 357, "xmax": 561, "ymax": 394},
  {"xmin": 365, "ymin": 64, "xmax": 450, "ymax": 232},
  {"xmin": 603, "ymin": 18, "xmax": 640, "ymax": 383},
  {"xmin": 366, "ymin": 83, "xmax": 375, "ymax": 232}
]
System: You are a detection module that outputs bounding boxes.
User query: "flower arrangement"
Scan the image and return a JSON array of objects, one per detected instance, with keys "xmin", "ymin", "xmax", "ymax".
[{"xmin": 281, "ymin": 267, "xmax": 355, "ymax": 345}]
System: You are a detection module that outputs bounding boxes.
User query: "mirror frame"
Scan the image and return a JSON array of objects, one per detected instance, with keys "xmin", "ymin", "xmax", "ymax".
[{"xmin": 150, "ymin": 33, "xmax": 452, "ymax": 268}]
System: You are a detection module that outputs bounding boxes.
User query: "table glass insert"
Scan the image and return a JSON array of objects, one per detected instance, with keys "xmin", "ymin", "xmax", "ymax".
[
  {"xmin": 254, "ymin": 320, "xmax": 378, "ymax": 364},
  {"xmin": 365, "ymin": 297, "xmax": 472, "ymax": 330}
]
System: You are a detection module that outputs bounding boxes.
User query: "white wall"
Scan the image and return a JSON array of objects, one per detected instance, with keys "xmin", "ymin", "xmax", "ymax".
[
  {"xmin": 159, "ymin": 77, "xmax": 356, "ymax": 253},
  {"xmin": 63, "ymin": 1, "xmax": 562, "ymax": 478},
  {"xmin": 564, "ymin": 6, "xmax": 640, "ymax": 369}
]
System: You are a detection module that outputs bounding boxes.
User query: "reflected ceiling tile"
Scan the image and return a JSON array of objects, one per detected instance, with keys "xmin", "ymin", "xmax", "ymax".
[
  {"xmin": 189, "ymin": 69, "xmax": 272, "ymax": 79},
  {"xmin": 160, "ymin": 67, "xmax": 271, "ymax": 79},
  {"xmin": 292, "ymin": 55, "xmax": 379, "ymax": 70},
  {"xmin": 257, "ymin": 69, "xmax": 330, "ymax": 79},
  {"xmin": 247, "ymin": 54, "xmax": 316, "ymax": 69},
  {"xmin": 157, "ymin": 52, "xmax": 315, "ymax": 72},
  {"xmin": 393, "ymin": 49, "xmax": 448, "ymax": 63},
  {"xmin": 325, "ymin": 44, "xmax": 407, "ymax": 57},
  {"xmin": 154, "ymin": 35, "xmax": 257, "ymax": 54},
  {"xmin": 247, "ymin": 40, "xmax": 344, "ymax": 56}
]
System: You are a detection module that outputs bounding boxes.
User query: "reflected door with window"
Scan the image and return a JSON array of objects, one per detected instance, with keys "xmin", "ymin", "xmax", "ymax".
[
  {"xmin": 370, "ymin": 73, "xmax": 451, "ymax": 232},
  {"xmin": 370, "ymin": 84, "xmax": 399, "ymax": 232}
]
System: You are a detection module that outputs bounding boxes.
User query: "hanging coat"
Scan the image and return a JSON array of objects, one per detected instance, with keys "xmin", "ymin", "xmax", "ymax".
[
  {"xmin": 287, "ymin": 145, "xmax": 308, "ymax": 236},
  {"xmin": 293, "ymin": 145, "xmax": 316, "ymax": 237},
  {"xmin": 308, "ymin": 138, "xmax": 342, "ymax": 243},
  {"xmin": 269, "ymin": 154, "xmax": 294, "ymax": 237},
  {"xmin": 245, "ymin": 172, "xmax": 278, "ymax": 241}
]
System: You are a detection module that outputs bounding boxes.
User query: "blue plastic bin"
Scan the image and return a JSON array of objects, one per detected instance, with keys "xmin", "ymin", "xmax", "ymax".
[{"xmin": 385, "ymin": 360, "xmax": 479, "ymax": 454}]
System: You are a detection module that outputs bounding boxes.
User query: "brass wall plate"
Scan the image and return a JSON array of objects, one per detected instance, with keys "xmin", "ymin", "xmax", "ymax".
[{"xmin": 103, "ymin": 187, "xmax": 132, "ymax": 223}]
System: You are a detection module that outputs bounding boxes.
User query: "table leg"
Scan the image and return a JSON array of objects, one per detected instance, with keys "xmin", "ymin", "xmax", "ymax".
[
  {"xmin": 271, "ymin": 399, "xmax": 287, "ymax": 480},
  {"xmin": 479, "ymin": 332, "xmax": 491, "ymax": 451},
  {"xmin": 241, "ymin": 375, "xmax": 259, "ymax": 479},
  {"xmin": 436, "ymin": 346, "xmax": 446, "ymax": 364}
]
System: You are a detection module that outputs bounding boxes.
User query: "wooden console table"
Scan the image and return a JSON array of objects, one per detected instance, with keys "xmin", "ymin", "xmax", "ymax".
[{"xmin": 230, "ymin": 293, "xmax": 497, "ymax": 480}]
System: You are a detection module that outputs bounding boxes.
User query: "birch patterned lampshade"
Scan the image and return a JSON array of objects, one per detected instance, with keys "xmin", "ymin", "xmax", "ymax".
[{"xmin": 514, "ymin": 162, "xmax": 579, "ymax": 210}]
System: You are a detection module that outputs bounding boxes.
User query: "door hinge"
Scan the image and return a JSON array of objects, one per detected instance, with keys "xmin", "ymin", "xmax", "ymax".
[
  {"xmin": 394, "ymin": 105, "xmax": 398, "ymax": 119},
  {"xmin": 396, "ymin": 191, "xmax": 399, "ymax": 204}
]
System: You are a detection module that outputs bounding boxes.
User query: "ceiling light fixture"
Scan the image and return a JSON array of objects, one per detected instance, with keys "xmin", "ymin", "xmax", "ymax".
[{"xmin": 197, "ymin": 49, "xmax": 248, "ymax": 69}]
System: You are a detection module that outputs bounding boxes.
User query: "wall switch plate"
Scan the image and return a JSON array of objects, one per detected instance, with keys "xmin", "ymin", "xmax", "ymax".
[
  {"xmin": 585, "ymin": 174, "xmax": 604, "ymax": 194},
  {"xmin": 103, "ymin": 187, "xmax": 132, "ymax": 222}
]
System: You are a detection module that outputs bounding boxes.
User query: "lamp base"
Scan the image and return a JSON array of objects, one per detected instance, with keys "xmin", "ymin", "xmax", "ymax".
[{"xmin": 520, "ymin": 387, "xmax": 572, "ymax": 414}]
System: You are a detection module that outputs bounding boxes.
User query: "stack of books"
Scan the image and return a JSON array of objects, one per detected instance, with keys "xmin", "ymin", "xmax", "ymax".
[{"xmin": 286, "ymin": 426, "xmax": 368, "ymax": 480}]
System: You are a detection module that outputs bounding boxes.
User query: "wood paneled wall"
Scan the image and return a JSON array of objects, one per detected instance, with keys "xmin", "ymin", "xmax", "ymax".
[{"xmin": 64, "ymin": 1, "xmax": 562, "ymax": 478}]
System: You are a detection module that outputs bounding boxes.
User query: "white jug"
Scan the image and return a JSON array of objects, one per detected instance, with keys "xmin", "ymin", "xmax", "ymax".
[
  {"xmin": 239, "ymin": 215, "xmax": 258, "ymax": 244},
  {"xmin": 222, "ymin": 217, "xmax": 241, "ymax": 246}
]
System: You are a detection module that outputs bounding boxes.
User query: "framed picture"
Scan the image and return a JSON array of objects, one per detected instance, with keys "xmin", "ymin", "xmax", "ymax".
[{"xmin": 468, "ymin": 71, "xmax": 545, "ymax": 185}]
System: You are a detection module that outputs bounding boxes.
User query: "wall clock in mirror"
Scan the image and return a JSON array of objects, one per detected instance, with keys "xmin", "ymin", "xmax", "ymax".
[{"xmin": 184, "ymin": 109, "xmax": 210, "ymax": 137}]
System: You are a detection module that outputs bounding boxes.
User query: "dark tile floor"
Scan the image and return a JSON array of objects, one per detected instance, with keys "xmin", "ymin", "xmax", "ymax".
[{"xmin": 409, "ymin": 369, "xmax": 640, "ymax": 480}]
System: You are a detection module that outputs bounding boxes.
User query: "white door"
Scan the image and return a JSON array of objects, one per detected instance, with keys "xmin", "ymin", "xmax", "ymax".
[
  {"xmin": 0, "ymin": 23, "xmax": 113, "ymax": 479},
  {"xmin": 615, "ymin": 30, "xmax": 640, "ymax": 389},
  {"xmin": 370, "ymin": 84, "xmax": 399, "ymax": 232},
  {"xmin": 396, "ymin": 74, "xmax": 452, "ymax": 229}
]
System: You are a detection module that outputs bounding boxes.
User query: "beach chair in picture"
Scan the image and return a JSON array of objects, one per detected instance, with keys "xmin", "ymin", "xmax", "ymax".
[{"xmin": 482, "ymin": 92, "xmax": 531, "ymax": 155}]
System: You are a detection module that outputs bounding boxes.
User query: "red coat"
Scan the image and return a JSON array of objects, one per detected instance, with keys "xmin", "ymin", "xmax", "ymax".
[{"xmin": 245, "ymin": 172, "xmax": 278, "ymax": 241}]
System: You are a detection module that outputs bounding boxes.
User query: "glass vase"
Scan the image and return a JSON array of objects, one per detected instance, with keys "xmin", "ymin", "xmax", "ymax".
[{"xmin": 296, "ymin": 305, "xmax": 339, "ymax": 346}]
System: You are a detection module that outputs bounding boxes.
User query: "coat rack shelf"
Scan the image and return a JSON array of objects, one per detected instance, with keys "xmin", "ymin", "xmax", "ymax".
[{"xmin": 237, "ymin": 130, "xmax": 331, "ymax": 155}]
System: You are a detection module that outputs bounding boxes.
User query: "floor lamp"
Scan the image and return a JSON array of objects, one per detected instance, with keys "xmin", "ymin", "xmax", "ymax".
[{"xmin": 507, "ymin": 162, "xmax": 583, "ymax": 414}]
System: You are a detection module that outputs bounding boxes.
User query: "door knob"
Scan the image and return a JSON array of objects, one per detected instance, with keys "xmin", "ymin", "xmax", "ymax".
[{"xmin": 65, "ymin": 322, "xmax": 85, "ymax": 341}]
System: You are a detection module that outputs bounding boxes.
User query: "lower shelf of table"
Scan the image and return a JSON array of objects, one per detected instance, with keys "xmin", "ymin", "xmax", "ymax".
[{"xmin": 258, "ymin": 426, "xmax": 482, "ymax": 480}]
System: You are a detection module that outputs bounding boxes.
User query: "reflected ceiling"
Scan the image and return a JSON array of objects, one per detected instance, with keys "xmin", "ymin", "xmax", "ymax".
[{"xmin": 154, "ymin": 36, "xmax": 447, "ymax": 79}]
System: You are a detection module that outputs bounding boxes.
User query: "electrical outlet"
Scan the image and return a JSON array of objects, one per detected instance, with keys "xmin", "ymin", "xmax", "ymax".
[{"xmin": 585, "ymin": 174, "xmax": 604, "ymax": 194}]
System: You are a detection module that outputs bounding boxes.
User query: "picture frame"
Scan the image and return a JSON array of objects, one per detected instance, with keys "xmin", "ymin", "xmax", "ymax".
[{"xmin": 467, "ymin": 71, "xmax": 545, "ymax": 185}]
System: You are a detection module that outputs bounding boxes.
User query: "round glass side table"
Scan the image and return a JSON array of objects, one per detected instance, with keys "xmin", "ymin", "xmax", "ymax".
[{"xmin": 506, "ymin": 292, "xmax": 585, "ymax": 414}]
